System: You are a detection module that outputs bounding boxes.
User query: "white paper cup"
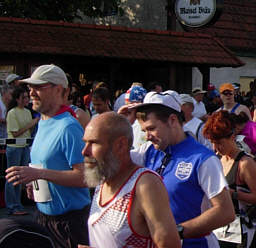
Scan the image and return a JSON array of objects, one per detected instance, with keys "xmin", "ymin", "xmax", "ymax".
[{"xmin": 29, "ymin": 163, "xmax": 52, "ymax": 203}]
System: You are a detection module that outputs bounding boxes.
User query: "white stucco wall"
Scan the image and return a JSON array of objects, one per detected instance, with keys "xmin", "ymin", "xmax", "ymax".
[{"xmin": 192, "ymin": 56, "xmax": 256, "ymax": 92}]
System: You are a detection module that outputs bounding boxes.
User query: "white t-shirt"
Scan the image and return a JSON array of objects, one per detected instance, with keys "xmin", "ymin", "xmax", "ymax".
[
  {"xmin": 183, "ymin": 117, "xmax": 213, "ymax": 150},
  {"xmin": 132, "ymin": 120, "xmax": 146, "ymax": 150},
  {"xmin": 192, "ymin": 98, "xmax": 207, "ymax": 119}
]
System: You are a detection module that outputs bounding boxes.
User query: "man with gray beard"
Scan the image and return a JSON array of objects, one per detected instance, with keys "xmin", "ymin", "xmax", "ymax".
[{"xmin": 80, "ymin": 112, "xmax": 181, "ymax": 248}]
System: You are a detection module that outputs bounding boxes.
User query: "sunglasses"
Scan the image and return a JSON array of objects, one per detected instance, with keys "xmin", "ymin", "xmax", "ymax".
[{"xmin": 221, "ymin": 91, "xmax": 233, "ymax": 96}]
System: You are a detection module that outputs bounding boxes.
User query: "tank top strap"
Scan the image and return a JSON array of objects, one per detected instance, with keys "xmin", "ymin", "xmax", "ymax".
[{"xmin": 231, "ymin": 103, "xmax": 240, "ymax": 113}]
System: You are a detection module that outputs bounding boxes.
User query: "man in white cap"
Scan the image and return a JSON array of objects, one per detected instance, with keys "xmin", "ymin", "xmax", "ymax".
[
  {"xmin": 5, "ymin": 73, "xmax": 22, "ymax": 87},
  {"xmin": 5, "ymin": 64, "xmax": 91, "ymax": 248},
  {"xmin": 118, "ymin": 91, "xmax": 235, "ymax": 248},
  {"xmin": 191, "ymin": 87, "xmax": 208, "ymax": 121},
  {"xmin": 180, "ymin": 94, "xmax": 212, "ymax": 150}
]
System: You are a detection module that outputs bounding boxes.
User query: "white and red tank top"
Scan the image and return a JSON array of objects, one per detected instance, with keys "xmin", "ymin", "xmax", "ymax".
[{"xmin": 88, "ymin": 167, "xmax": 158, "ymax": 248}]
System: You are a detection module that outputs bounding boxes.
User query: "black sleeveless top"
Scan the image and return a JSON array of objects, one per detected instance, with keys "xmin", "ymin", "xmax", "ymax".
[
  {"xmin": 225, "ymin": 151, "xmax": 250, "ymax": 212},
  {"xmin": 225, "ymin": 151, "xmax": 249, "ymax": 190}
]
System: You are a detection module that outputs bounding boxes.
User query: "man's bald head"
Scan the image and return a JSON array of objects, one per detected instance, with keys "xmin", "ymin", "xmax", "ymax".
[{"xmin": 86, "ymin": 112, "xmax": 133, "ymax": 149}]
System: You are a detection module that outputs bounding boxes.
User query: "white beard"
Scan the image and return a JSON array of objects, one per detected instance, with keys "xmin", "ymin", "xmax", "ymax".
[{"xmin": 83, "ymin": 151, "xmax": 120, "ymax": 188}]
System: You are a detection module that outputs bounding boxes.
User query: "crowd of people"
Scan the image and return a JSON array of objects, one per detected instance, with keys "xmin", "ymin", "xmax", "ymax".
[{"xmin": 1, "ymin": 64, "xmax": 256, "ymax": 248}]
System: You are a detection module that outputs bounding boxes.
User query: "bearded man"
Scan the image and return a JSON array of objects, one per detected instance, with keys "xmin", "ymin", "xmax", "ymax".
[
  {"xmin": 5, "ymin": 65, "xmax": 91, "ymax": 248},
  {"xmin": 81, "ymin": 111, "xmax": 181, "ymax": 248}
]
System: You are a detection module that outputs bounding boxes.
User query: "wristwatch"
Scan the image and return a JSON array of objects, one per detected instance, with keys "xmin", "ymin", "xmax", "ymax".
[{"xmin": 177, "ymin": 224, "xmax": 184, "ymax": 239}]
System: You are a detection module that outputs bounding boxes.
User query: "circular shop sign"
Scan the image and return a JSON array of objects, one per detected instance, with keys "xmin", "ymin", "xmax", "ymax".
[{"xmin": 175, "ymin": 0, "xmax": 216, "ymax": 27}]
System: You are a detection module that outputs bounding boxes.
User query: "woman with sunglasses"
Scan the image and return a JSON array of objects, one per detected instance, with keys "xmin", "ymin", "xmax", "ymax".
[
  {"xmin": 5, "ymin": 87, "xmax": 39, "ymax": 216},
  {"xmin": 203, "ymin": 110, "xmax": 256, "ymax": 248},
  {"xmin": 217, "ymin": 83, "xmax": 251, "ymax": 120}
]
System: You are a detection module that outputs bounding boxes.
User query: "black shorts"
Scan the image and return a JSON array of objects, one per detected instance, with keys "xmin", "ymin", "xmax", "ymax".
[{"xmin": 36, "ymin": 204, "xmax": 90, "ymax": 248}]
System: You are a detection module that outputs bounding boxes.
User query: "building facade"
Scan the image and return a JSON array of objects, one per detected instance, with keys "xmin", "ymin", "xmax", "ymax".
[{"xmin": 81, "ymin": 0, "xmax": 256, "ymax": 92}]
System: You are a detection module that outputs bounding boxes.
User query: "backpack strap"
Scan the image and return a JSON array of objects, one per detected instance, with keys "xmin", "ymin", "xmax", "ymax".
[{"xmin": 196, "ymin": 122, "xmax": 204, "ymax": 140}]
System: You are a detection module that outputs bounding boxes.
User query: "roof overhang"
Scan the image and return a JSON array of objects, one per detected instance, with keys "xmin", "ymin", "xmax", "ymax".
[{"xmin": 0, "ymin": 17, "xmax": 244, "ymax": 68}]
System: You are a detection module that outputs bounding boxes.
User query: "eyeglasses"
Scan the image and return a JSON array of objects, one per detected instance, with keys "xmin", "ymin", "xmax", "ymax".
[
  {"xmin": 156, "ymin": 153, "xmax": 171, "ymax": 176},
  {"xmin": 27, "ymin": 84, "xmax": 55, "ymax": 91},
  {"xmin": 222, "ymin": 91, "xmax": 233, "ymax": 96}
]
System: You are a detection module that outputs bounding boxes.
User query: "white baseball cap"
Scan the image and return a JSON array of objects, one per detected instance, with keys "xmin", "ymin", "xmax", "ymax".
[
  {"xmin": 130, "ymin": 90, "xmax": 182, "ymax": 112},
  {"xmin": 5, "ymin": 74, "xmax": 22, "ymax": 84},
  {"xmin": 20, "ymin": 64, "xmax": 68, "ymax": 88},
  {"xmin": 179, "ymin": 94, "xmax": 194, "ymax": 105}
]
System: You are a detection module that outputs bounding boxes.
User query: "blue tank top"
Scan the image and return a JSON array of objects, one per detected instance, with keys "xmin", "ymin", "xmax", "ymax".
[{"xmin": 221, "ymin": 103, "xmax": 240, "ymax": 113}]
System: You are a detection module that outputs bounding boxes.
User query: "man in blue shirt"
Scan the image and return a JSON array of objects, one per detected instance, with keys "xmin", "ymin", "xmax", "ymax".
[
  {"xmin": 6, "ymin": 64, "xmax": 91, "ymax": 248},
  {"xmin": 119, "ymin": 90, "xmax": 235, "ymax": 248}
]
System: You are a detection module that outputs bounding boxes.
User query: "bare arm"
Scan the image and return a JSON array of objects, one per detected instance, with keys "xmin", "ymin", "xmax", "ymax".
[
  {"xmin": 253, "ymin": 109, "xmax": 256, "ymax": 122},
  {"xmin": 238, "ymin": 105, "xmax": 252, "ymax": 121},
  {"xmin": 200, "ymin": 114, "xmax": 209, "ymax": 122},
  {"xmin": 234, "ymin": 157, "xmax": 256, "ymax": 204},
  {"xmin": 117, "ymin": 104, "xmax": 137, "ymax": 124},
  {"xmin": 11, "ymin": 117, "xmax": 39, "ymax": 137},
  {"xmin": 181, "ymin": 188, "xmax": 235, "ymax": 239},
  {"xmin": 75, "ymin": 108, "xmax": 91, "ymax": 129},
  {"xmin": 6, "ymin": 163, "xmax": 87, "ymax": 187},
  {"xmin": 136, "ymin": 173, "xmax": 181, "ymax": 248}
]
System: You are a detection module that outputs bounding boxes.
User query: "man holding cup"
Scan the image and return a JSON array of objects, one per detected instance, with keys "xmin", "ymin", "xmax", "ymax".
[{"xmin": 5, "ymin": 64, "xmax": 91, "ymax": 248}]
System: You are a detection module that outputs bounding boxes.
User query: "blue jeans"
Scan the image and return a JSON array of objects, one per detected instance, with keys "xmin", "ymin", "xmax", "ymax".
[{"xmin": 5, "ymin": 146, "xmax": 30, "ymax": 213}]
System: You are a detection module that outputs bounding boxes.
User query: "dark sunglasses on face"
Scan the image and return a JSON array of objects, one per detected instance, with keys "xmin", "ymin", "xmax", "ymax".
[{"xmin": 222, "ymin": 91, "xmax": 233, "ymax": 96}]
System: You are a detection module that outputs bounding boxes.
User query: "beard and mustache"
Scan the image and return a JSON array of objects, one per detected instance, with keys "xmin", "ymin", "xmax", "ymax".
[{"xmin": 83, "ymin": 150, "xmax": 120, "ymax": 188}]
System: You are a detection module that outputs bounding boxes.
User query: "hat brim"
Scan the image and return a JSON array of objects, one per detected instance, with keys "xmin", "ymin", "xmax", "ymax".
[
  {"xmin": 193, "ymin": 91, "xmax": 207, "ymax": 95},
  {"xmin": 220, "ymin": 89, "xmax": 234, "ymax": 93},
  {"xmin": 180, "ymin": 101, "xmax": 194, "ymax": 105},
  {"xmin": 16, "ymin": 76, "xmax": 23, "ymax": 80},
  {"xmin": 128, "ymin": 102, "xmax": 153, "ymax": 110},
  {"xmin": 128, "ymin": 102, "xmax": 180, "ymax": 112},
  {"xmin": 19, "ymin": 78, "xmax": 48, "ymax": 85},
  {"xmin": 7, "ymin": 75, "xmax": 23, "ymax": 84}
]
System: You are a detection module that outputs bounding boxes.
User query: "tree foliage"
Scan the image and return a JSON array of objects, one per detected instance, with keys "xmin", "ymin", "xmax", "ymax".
[{"xmin": 0, "ymin": 0, "xmax": 123, "ymax": 22}]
